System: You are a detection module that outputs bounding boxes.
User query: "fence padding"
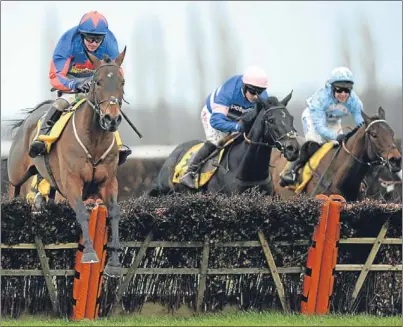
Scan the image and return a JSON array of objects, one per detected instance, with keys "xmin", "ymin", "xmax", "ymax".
[{"xmin": 1, "ymin": 192, "xmax": 401, "ymax": 318}]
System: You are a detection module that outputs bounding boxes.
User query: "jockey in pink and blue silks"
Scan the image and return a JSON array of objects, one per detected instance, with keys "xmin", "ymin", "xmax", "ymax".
[
  {"xmin": 29, "ymin": 11, "xmax": 131, "ymax": 166},
  {"xmin": 280, "ymin": 66, "xmax": 365, "ymax": 187},
  {"xmin": 181, "ymin": 66, "xmax": 270, "ymax": 187}
]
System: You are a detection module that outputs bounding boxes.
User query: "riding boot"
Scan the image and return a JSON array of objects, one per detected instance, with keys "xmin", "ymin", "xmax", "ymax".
[
  {"xmin": 29, "ymin": 105, "xmax": 62, "ymax": 158},
  {"xmin": 113, "ymin": 131, "xmax": 132, "ymax": 166},
  {"xmin": 180, "ymin": 141, "xmax": 217, "ymax": 188},
  {"xmin": 279, "ymin": 159, "xmax": 302, "ymax": 187},
  {"xmin": 118, "ymin": 145, "xmax": 132, "ymax": 166}
]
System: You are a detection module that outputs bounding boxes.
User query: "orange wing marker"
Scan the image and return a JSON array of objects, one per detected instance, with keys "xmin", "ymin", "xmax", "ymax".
[
  {"xmin": 301, "ymin": 194, "xmax": 330, "ymax": 314},
  {"xmin": 72, "ymin": 199, "xmax": 108, "ymax": 320}
]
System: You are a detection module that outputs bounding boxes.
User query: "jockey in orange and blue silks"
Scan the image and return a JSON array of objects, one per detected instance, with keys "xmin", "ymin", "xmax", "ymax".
[
  {"xmin": 29, "ymin": 11, "xmax": 131, "ymax": 165},
  {"xmin": 49, "ymin": 11, "xmax": 120, "ymax": 92},
  {"xmin": 180, "ymin": 66, "xmax": 270, "ymax": 188}
]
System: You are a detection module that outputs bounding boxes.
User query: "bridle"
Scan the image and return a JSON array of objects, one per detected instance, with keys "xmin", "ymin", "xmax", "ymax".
[
  {"xmin": 85, "ymin": 63, "xmax": 128, "ymax": 122},
  {"xmin": 243, "ymin": 105, "xmax": 297, "ymax": 152},
  {"xmin": 341, "ymin": 119, "xmax": 390, "ymax": 167},
  {"xmin": 71, "ymin": 63, "xmax": 127, "ymax": 167}
]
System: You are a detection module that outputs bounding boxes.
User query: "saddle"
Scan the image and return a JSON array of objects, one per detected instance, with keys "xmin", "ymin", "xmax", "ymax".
[
  {"xmin": 281, "ymin": 141, "xmax": 338, "ymax": 194},
  {"xmin": 34, "ymin": 98, "xmax": 87, "ymax": 153},
  {"xmin": 172, "ymin": 135, "xmax": 240, "ymax": 189}
]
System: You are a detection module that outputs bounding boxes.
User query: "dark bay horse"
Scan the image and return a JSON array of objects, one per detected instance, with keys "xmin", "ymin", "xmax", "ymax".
[
  {"xmin": 270, "ymin": 107, "xmax": 402, "ymax": 201},
  {"xmin": 149, "ymin": 92, "xmax": 300, "ymax": 196},
  {"xmin": 8, "ymin": 48, "xmax": 127, "ymax": 277}
]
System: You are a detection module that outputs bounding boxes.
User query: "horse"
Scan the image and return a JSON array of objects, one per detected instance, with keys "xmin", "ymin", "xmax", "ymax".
[
  {"xmin": 270, "ymin": 106, "xmax": 402, "ymax": 201},
  {"xmin": 7, "ymin": 48, "xmax": 127, "ymax": 277},
  {"xmin": 148, "ymin": 92, "xmax": 300, "ymax": 196}
]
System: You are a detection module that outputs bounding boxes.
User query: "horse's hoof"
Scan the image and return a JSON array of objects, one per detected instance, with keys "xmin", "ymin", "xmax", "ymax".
[
  {"xmin": 81, "ymin": 251, "xmax": 99, "ymax": 263},
  {"xmin": 104, "ymin": 264, "xmax": 122, "ymax": 278}
]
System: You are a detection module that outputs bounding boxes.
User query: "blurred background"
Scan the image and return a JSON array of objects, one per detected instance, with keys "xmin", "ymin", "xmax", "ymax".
[{"xmin": 1, "ymin": 1, "xmax": 402, "ymax": 197}]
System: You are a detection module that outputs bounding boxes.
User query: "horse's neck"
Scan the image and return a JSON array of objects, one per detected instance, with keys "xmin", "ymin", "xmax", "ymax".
[
  {"xmin": 75, "ymin": 102, "xmax": 115, "ymax": 155},
  {"xmin": 234, "ymin": 129, "xmax": 272, "ymax": 182},
  {"xmin": 333, "ymin": 128, "xmax": 370, "ymax": 198}
]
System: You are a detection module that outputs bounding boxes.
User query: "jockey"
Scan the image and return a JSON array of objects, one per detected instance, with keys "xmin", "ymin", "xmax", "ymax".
[
  {"xmin": 180, "ymin": 66, "xmax": 270, "ymax": 188},
  {"xmin": 29, "ymin": 11, "xmax": 131, "ymax": 165},
  {"xmin": 280, "ymin": 66, "xmax": 364, "ymax": 187}
]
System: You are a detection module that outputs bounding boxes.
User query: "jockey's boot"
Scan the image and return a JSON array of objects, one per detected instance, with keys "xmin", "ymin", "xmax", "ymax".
[
  {"xmin": 114, "ymin": 131, "xmax": 132, "ymax": 166},
  {"xmin": 279, "ymin": 159, "xmax": 301, "ymax": 187},
  {"xmin": 118, "ymin": 145, "xmax": 132, "ymax": 166},
  {"xmin": 180, "ymin": 141, "xmax": 217, "ymax": 188},
  {"xmin": 28, "ymin": 105, "xmax": 63, "ymax": 158}
]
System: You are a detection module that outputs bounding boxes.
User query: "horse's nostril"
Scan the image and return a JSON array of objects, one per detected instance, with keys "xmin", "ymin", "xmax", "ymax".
[
  {"xmin": 286, "ymin": 145, "xmax": 295, "ymax": 152},
  {"xmin": 104, "ymin": 114, "xmax": 112, "ymax": 122},
  {"xmin": 391, "ymin": 157, "xmax": 402, "ymax": 167},
  {"xmin": 116, "ymin": 115, "xmax": 122, "ymax": 124}
]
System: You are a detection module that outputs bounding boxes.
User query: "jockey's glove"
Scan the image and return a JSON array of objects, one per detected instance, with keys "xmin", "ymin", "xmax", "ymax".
[{"xmin": 75, "ymin": 80, "xmax": 91, "ymax": 93}]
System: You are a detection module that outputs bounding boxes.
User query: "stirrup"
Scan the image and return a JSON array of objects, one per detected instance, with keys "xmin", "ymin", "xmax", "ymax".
[{"xmin": 180, "ymin": 171, "xmax": 197, "ymax": 188}]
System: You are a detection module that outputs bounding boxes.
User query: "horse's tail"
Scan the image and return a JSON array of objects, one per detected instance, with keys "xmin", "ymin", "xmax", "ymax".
[{"xmin": 6, "ymin": 100, "xmax": 54, "ymax": 137}]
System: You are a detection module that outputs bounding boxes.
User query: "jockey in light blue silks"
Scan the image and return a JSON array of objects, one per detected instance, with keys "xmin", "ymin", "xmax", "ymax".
[
  {"xmin": 180, "ymin": 66, "xmax": 270, "ymax": 187},
  {"xmin": 280, "ymin": 66, "xmax": 365, "ymax": 186}
]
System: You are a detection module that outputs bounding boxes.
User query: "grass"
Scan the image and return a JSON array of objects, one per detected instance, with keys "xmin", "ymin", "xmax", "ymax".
[{"xmin": 1, "ymin": 311, "xmax": 401, "ymax": 326}]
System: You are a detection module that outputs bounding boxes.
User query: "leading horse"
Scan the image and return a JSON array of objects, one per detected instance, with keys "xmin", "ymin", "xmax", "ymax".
[
  {"xmin": 7, "ymin": 48, "xmax": 127, "ymax": 277},
  {"xmin": 270, "ymin": 106, "xmax": 402, "ymax": 201},
  {"xmin": 149, "ymin": 93, "xmax": 300, "ymax": 196}
]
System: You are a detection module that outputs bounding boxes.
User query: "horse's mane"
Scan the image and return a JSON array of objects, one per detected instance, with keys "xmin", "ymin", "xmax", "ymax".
[
  {"xmin": 261, "ymin": 96, "xmax": 281, "ymax": 107},
  {"xmin": 102, "ymin": 55, "xmax": 112, "ymax": 63}
]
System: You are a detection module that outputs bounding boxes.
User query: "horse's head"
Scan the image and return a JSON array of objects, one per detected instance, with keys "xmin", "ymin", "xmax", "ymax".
[
  {"xmin": 85, "ymin": 47, "xmax": 127, "ymax": 132},
  {"xmin": 243, "ymin": 91, "xmax": 299, "ymax": 161},
  {"xmin": 361, "ymin": 106, "xmax": 401, "ymax": 173}
]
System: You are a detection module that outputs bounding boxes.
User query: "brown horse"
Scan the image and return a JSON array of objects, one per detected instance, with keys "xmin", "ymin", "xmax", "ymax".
[
  {"xmin": 7, "ymin": 48, "xmax": 127, "ymax": 277},
  {"xmin": 270, "ymin": 107, "xmax": 402, "ymax": 201}
]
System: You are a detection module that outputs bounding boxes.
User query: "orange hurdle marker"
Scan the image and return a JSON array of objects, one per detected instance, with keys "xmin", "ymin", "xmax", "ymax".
[{"xmin": 72, "ymin": 200, "xmax": 108, "ymax": 320}]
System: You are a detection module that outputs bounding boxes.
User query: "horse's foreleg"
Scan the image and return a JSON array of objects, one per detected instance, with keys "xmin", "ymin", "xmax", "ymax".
[
  {"xmin": 8, "ymin": 184, "xmax": 20, "ymax": 199},
  {"xmin": 99, "ymin": 177, "xmax": 121, "ymax": 277},
  {"xmin": 65, "ymin": 182, "xmax": 99, "ymax": 264}
]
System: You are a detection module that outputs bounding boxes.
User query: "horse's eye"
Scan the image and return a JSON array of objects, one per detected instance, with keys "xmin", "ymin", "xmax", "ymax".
[
  {"xmin": 370, "ymin": 132, "xmax": 377, "ymax": 138},
  {"xmin": 268, "ymin": 119, "xmax": 274, "ymax": 124},
  {"xmin": 96, "ymin": 80, "xmax": 101, "ymax": 86}
]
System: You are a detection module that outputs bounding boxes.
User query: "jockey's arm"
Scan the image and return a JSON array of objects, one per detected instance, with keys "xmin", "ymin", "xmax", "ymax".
[
  {"xmin": 210, "ymin": 105, "xmax": 241, "ymax": 133},
  {"xmin": 49, "ymin": 32, "xmax": 77, "ymax": 92},
  {"xmin": 105, "ymin": 31, "xmax": 124, "ymax": 76},
  {"xmin": 209, "ymin": 77, "xmax": 242, "ymax": 133},
  {"xmin": 308, "ymin": 91, "xmax": 338, "ymax": 140},
  {"xmin": 350, "ymin": 93, "xmax": 364, "ymax": 126}
]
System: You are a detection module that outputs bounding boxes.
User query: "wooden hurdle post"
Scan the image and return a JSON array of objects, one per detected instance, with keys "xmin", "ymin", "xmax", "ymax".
[{"xmin": 72, "ymin": 199, "xmax": 108, "ymax": 320}]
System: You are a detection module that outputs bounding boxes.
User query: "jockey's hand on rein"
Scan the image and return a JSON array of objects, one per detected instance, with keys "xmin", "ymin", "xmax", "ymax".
[
  {"xmin": 336, "ymin": 133, "xmax": 346, "ymax": 144},
  {"xmin": 75, "ymin": 80, "xmax": 91, "ymax": 93}
]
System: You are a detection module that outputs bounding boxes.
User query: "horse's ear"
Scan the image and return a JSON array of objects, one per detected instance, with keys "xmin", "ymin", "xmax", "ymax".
[
  {"xmin": 362, "ymin": 110, "xmax": 371, "ymax": 125},
  {"xmin": 378, "ymin": 106, "xmax": 386, "ymax": 119},
  {"xmin": 115, "ymin": 46, "xmax": 127, "ymax": 67},
  {"xmin": 281, "ymin": 90, "xmax": 293, "ymax": 106},
  {"xmin": 85, "ymin": 49, "xmax": 101, "ymax": 68}
]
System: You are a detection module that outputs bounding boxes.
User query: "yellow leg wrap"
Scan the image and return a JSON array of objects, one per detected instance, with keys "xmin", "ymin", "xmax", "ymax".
[{"xmin": 114, "ymin": 131, "xmax": 123, "ymax": 148}]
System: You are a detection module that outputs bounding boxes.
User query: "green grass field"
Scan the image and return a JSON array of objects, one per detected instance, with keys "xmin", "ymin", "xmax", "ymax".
[{"xmin": 2, "ymin": 311, "xmax": 400, "ymax": 326}]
